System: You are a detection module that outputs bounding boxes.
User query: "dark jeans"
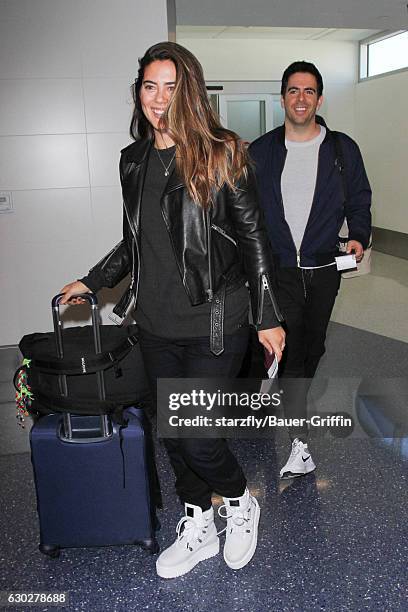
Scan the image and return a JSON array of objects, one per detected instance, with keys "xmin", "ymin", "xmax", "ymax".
[
  {"xmin": 277, "ymin": 266, "xmax": 341, "ymax": 441},
  {"xmin": 138, "ymin": 326, "xmax": 249, "ymax": 511}
]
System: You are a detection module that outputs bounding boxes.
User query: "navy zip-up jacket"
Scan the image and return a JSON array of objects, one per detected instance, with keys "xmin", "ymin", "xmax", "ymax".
[{"xmin": 249, "ymin": 119, "xmax": 372, "ymax": 268}]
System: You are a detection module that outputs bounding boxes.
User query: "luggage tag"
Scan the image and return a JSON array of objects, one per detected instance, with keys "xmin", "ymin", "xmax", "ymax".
[{"xmin": 335, "ymin": 253, "xmax": 357, "ymax": 272}]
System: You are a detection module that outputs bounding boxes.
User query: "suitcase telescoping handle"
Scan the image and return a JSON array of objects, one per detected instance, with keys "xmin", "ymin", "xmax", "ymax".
[{"xmin": 51, "ymin": 293, "xmax": 110, "ymax": 441}]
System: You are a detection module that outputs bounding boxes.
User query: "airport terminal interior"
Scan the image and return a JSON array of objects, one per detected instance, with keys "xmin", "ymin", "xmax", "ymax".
[
  {"xmin": 1, "ymin": 1, "xmax": 408, "ymax": 610},
  {"xmin": 1, "ymin": 251, "xmax": 407, "ymax": 610}
]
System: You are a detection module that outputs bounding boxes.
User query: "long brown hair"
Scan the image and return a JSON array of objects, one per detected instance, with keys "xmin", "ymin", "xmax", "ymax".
[{"xmin": 130, "ymin": 42, "xmax": 249, "ymax": 208}]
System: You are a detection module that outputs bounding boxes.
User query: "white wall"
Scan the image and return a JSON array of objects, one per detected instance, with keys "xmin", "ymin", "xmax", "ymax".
[
  {"xmin": 179, "ymin": 35, "xmax": 408, "ymax": 235},
  {"xmin": 355, "ymin": 70, "xmax": 408, "ymax": 234},
  {"xmin": 177, "ymin": 37, "xmax": 358, "ymax": 136},
  {"xmin": 0, "ymin": 0, "xmax": 171, "ymax": 345}
]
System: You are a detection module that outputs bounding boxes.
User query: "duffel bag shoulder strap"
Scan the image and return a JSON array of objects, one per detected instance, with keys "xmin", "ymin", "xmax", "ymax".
[
  {"xmin": 332, "ymin": 130, "xmax": 347, "ymax": 202},
  {"xmin": 31, "ymin": 334, "xmax": 138, "ymax": 375},
  {"xmin": 14, "ymin": 361, "xmax": 121, "ymax": 419},
  {"xmin": 34, "ymin": 389, "xmax": 119, "ymax": 416}
]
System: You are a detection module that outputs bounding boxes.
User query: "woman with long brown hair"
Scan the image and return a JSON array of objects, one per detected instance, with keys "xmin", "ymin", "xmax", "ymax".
[{"xmin": 60, "ymin": 41, "xmax": 285, "ymax": 579}]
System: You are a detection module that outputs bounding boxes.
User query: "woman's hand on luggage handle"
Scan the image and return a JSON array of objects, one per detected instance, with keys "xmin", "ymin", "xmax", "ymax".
[
  {"xmin": 59, "ymin": 280, "xmax": 91, "ymax": 305},
  {"xmin": 258, "ymin": 326, "xmax": 286, "ymax": 362}
]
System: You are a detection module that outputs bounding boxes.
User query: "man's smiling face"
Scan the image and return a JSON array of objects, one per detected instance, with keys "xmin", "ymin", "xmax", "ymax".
[{"xmin": 281, "ymin": 72, "xmax": 323, "ymax": 128}]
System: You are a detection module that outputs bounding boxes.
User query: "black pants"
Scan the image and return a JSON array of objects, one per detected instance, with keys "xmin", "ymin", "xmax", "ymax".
[
  {"xmin": 276, "ymin": 266, "xmax": 341, "ymax": 440},
  {"xmin": 138, "ymin": 327, "xmax": 249, "ymax": 511}
]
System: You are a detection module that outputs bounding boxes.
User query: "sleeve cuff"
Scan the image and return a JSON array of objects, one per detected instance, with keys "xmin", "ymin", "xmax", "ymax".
[
  {"xmin": 347, "ymin": 232, "xmax": 370, "ymax": 250},
  {"xmin": 78, "ymin": 274, "xmax": 103, "ymax": 294}
]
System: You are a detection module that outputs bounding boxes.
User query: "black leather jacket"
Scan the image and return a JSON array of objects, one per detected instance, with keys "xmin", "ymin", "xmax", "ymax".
[{"xmin": 82, "ymin": 139, "xmax": 283, "ymax": 353}]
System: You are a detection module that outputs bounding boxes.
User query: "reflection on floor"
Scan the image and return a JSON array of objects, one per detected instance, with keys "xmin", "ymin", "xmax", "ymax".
[{"xmin": 1, "ymin": 252, "xmax": 407, "ymax": 611}]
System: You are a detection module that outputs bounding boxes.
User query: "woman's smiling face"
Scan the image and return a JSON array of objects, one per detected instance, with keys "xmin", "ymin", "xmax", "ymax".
[{"xmin": 139, "ymin": 59, "xmax": 177, "ymax": 131}]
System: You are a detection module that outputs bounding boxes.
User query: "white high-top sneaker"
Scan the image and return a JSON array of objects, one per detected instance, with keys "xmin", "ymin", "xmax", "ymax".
[
  {"xmin": 280, "ymin": 438, "xmax": 316, "ymax": 479},
  {"xmin": 156, "ymin": 503, "xmax": 219, "ymax": 579},
  {"xmin": 219, "ymin": 488, "xmax": 260, "ymax": 570}
]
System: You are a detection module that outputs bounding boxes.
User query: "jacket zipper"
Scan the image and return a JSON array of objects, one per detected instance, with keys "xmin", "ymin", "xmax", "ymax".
[
  {"xmin": 281, "ymin": 196, "xmax": 302, "ymax": 268},
  {"xmin": 159, "ymin": 203, "xmax": 196, "ymax": 303},
  {"xmin": 260, "ymin": 273, "xmax": 284, "ymax": 323},
  {"xmin": 211, "ymin": 223, "xmax": 237, "ymax": 247},
  {"xmin": 129, "ymin": 241, "xmax": 135, "ymax": 291},
  {"xmin": 258, "ymin": 276, "xmax": 265, "ymax": 325},
  {"xmin": 206, "ymin": 211, "xmax": 213, "ymax": 301},
  {"xmin": 123, "ymin": 199, "xmax": 140, "ymax": 303},
  {"xmin": 296, "ymin": 173, "xmax": 318, "ymax": 264}
]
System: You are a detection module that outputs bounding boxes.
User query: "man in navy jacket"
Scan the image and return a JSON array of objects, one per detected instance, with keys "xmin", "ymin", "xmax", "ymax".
[{"xmin": 249, "ymin": 61, "xmax": 371, "ymax": 478}]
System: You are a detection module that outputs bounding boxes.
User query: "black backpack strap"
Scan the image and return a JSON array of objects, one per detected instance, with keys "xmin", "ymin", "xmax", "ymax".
[
  {"xmin": 30, "ymin": 334, "xmax": 138, "ymax": 375},
  {"xmin": 31, "ymin": 391, "xmax": 128, "ymax": 425},
  {"xmin": 33, "ymin": 389, "xmax": 118, "ymax": 415},
  {"xmin": 332, "ymin": 130, "xmax": 347, "ymax": 202}
]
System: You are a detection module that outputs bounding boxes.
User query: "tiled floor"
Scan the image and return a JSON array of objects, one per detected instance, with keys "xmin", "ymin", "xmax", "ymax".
[
  {"xmin": 332, "ymin": 251, "xmax": 408, "ymax": 342},
  {"xmin": 1, "ymin": 434, "xmax": 408, "ymax": 611},
  {"xmin": 1, "ymin": 252, "xmax": 407, "ymax": 611}
]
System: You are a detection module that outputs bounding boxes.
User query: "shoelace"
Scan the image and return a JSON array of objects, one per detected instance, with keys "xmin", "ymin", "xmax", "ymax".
[
  {"xmin": 217, "ymin": 500, "xmax": 253, "ymax": 536},
  {"xmin": 290, "ymin": 440, "xmax": 302, "ymax": 457},
  {"xmin": 175, "ymin": 516, "xmax": 208, "ymax": 551}
]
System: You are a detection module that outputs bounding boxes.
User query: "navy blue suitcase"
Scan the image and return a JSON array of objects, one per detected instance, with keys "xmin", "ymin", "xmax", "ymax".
[
  {"xmin": 29, "ymin": 293, "xmax": 159, "ymax": 557},
  {"xmin": 30, "ymin": 409, "xmax": 158, "ymax": 557}
]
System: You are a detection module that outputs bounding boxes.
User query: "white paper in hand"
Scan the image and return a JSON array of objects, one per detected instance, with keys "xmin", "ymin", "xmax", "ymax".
[{"xmin": 335, "ymin": 254, "xmax": 357, "ymax": 271}]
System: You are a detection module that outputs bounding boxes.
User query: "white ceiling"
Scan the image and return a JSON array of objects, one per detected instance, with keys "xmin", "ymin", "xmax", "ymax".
[
  {"xmin": 176, "ymin": 26, "xmax": 381, "ymax": 42},
  {"xmin": 175, "ymin": 0, "xmax": 408, "ymax": 31}
]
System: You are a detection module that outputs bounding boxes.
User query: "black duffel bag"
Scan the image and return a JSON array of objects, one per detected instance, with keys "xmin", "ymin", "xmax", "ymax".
[{"xmin": 15, "ymin": 296, "xmax": 152, "ymax": 420}]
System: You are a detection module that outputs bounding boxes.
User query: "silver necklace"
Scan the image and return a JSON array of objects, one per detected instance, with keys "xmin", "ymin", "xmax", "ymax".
[{"xmin": 155, "ymin": 147, "xmax": 176, "ymax": 177}]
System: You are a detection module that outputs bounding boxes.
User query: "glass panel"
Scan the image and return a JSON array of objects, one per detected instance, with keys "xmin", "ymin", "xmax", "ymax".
[
  {"xmin": 208, "ymin": 94, "xmax": 219, "ymax": 117},
  {"xmin": 368, "ymin": 31, "xmax": 408, "ymax": 77},
  {"xmin": 226, "ymin": 100, "xmax": 266, "ymax": 143},
  {"xmin": 273, "ymin": 97, "xmax": 285, "ymax": 127}
]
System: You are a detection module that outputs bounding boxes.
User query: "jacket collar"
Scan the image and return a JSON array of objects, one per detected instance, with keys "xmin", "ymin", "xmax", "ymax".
[
  {"xmin": 122, "ymin": 138, "xmax": 184, "ymax": 192},
  {"xmin": 121, "ymin": 138, "xmax": 152, "ymax": 164}
]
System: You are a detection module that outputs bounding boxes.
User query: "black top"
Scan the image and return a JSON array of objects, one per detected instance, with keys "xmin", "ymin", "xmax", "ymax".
[{"xmin": 134, "ymin": 146, "xmax": 249, "ymax": 338}]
